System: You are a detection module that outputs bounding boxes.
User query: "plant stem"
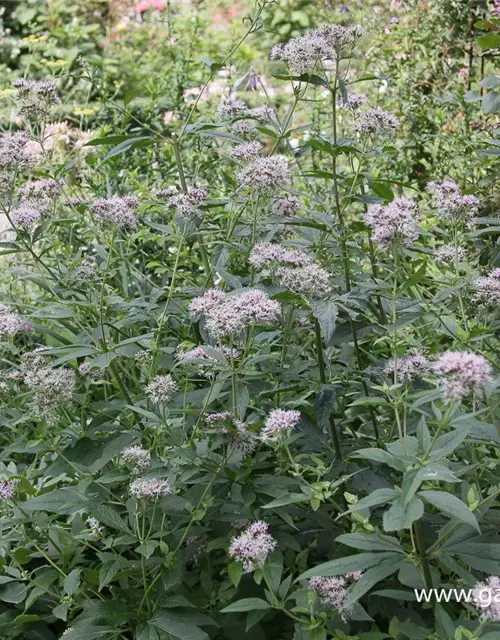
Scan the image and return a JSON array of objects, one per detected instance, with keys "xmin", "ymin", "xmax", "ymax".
[{"xmin": 413, "ymin": 521, "xmax": 433, "ymax": 590}]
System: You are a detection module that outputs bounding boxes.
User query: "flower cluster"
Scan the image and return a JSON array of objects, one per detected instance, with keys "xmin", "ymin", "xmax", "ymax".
[
  {"xmin": 122, "ymin": 445, "xmax": 151, "ymax": 471},
  {"xmin": 249, "ymin": 243, "xmax": 312, "ymax": 269},
  {"xmin": 435, "ymin": 245, "xmax": 466, "ymax": 264},
  {"xmin": 271, "ymin": 23, "xmax": 364, "ymax": 74},
  {"xmin": 166, "ymin": 188, "xmax": 208, "ymax": 219},
  {"xmin": 428, "ymin": 180, "xmax": 480, "ymax": 221},
  {"xmin": 433, "ymin": 351, "xmax": 492, "ymax": 402},
  {"xmin": 206, "ymin": 412, "xmax": 258, "ymax": 459},
  {"xmin": 78, "ymin": 361, "xmax": 104, "ymax": 378},
  {"xmin": 232, "ymin": 141, "xmax": 262, "ymax": 161},
  {"xmin": 273, "ymin": 196, "xmax": 300, "ymax": 217},
  {"xmin": 276, "ymin": 263, "xmax": 330, "ymax": 297},
  {"xmin": 238, "ymin": 156, "xmax": 290, "ymax": 193},
  {"xmin": 474, "ymin": 268, "xmax": 500, "ymax": 306},
  {"xmin": 86, "ymin": 517, "xmax": 104, "ymax": 537},
  {"xmin": 472, "ymin": 575, "xmax": 500, "ymax": 622},
  {"xmin": 364, "ymin": 198, "xmax": 419, "ymax": 248},
  {"xmin": 309, "ymin": 572, "xmax": 362, "ymax": 619},
  {"xmin": 353, "ymin": 107, "xmax": 400, "ymax": 135},
  {"xmin": 129, "ymin": 477, "xmax": 171, "ymax": 499},
  {"xmin": 0, "ymin": 478, "xmax": 19, "ymax": 501},
  {"xmin": 216, "ymin": 95, "xmax": 247, "ymax": 119},
  {"xmin": 384, "ymin": 349, "xmax": 429, "ymax": 382},
  {"xmin": 189, "ymin": 289, "xmax": 281, "ymax": 338},
  {"xmin": 229, "ymin": 521, "xmax": 277, "ymax": 572},
  {"xmin": 24, "ymin": 364, "xmax": 76, "ymax": 413},
  {"xmin": 262, "ymin": 408, "xmax": 301, "ymax": 440},
  {"xmin": 13, "ymin": 78, "xmax": 60, "ymax": 120},
  {"xmin": 339, "ymin": 93, "xmax": 367, "ymax": 110},
  {"xmin": 0, "ymin": 303, "xmax": 23, "ymax": 337},
  {"xmin": 11, "ymin": 204, "xmax": 42, "ymax": 230},
  {"xmin": 89, "ymin": 196, "xmax": 139, "ymax": 228},
  {"xmin": 145, "ymin": 374, "xmax": 178, "ymax": 404},
  {"xmin": 18, "ymin": 178, "xmax": 60, "ymax": 212},
  {"xmin": 0, "ymin": 131, "xmax": 36, "ymax": 176}
]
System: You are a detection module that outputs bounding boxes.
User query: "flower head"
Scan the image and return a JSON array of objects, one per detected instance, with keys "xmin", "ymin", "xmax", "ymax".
[
  {"xmin": 353, "ymin": 107, "xmax": 400, "ymax": 135},
  {"xmin": 309, "ymin": 572, "xmax": 362, "ymax": 619},
  {"xmin": 188, "ymin": 289, "xmax": 226, "ymax": 319},
  {"xmin": 339, "ymin": 93, "xmax": 367, "ymax": 110},
  {"xmin": 276, "ymin": 263, "xmax": 330, "ymax": 297},
  {"xmin": 0, "ymin": 131, "xmax": 36, "ymax": 173},
  {"xmin": 24, "ymin": 366, "xmax": 75, "ymax": 412},
  {"xmin": 0, "ymin": 304, "xmax": 23, "ymax": 337},
  {"xmin": 435, "ymin": 245, "xmax": 466, "ymax": 264},
  {"xmin": 384, "ymin": 349, "xmax": 428, "ymax": 382},
  {"xmin": 238, "ymin": 156, "xmax": 290, "ymax": 193},
  {"xmin": 145, "ymin": 374, "xmax": 178, "ymax": 404},
  {"xmin": 86, "ymin": 517, "xmax": 104, "ymax": 536},
  {"xmin": 129, "ymin": 477, "xmax": 171, "ymax": 499},
  {"xmin": 364, "ymin": 198, "xmax": 419, "ymax": 248},
  {"xmin": 427, "ymin": 180, "xmax": 479, "ymax": 221},
  {"xmin": 216, "ymin": 95, "xmax": 247, "ymax": 119},
  {"xmin": 472, "ymin": 575, "xmax": 500, "ymax": 621},
  {"xmin": 11, "ymin": 204, "xmax": 42, "ymax": 229},
  {"xmin": 166, "ymin": 188, "xmax": 208, "ymax": 219},
  {"xmin": 474, "ymin": 268, "xmax": 500, "ymax": 305},
  {"xmin": 122, "ymin": 445, "xmax": 151, "ymax": 471},
  {"xmin": 232, "ymin": 141, "xmax": 262, "ymax": 161},
  {"xmin": 270, "ymin": 24, "xmax": 364, "ymax": 74},
  {"xmin": 18, "ymin": 178, "xmax": 60, "ymax": 212},
  {"xmin": 13, "ymin": 78, "xmax": 60, "ymax": 120},
  {"xmin": 0, "ymin": 478, "xmax": 19, "ymax": 501},
  {"xmin": 89, "ymin": 196, "xmax": 139, "ymax": 228},
  {"xmin": 249, "ymin": 106, "xmax": 276, "ymax": 122},
  {"xmin": 433, "ymin": 351, "xmax": 492, "ymax": 402},
  {"xmin": 272, "ymin": 197, "xmax": 300, "ymax": 217},
  {"xmin": 262, "ymin": 408, "xmax": 301, "ymax": 440},
  {"xmin": 229, "ymin": 520, "xmax": 277, "ymax": 572}
]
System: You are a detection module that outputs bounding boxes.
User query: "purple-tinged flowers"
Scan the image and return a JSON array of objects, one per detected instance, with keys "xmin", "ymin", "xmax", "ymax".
[
  {"xmin": 0, "ymin": 131, "xmax": 36, "ymax": 173},
  {"xmin": 309, "ymin": 572, "xmax": 362, "ymax": 619},
  {"xmin": 145, "ymin": 374, "xmax": 178, "ymax": 404},
  {"xmin": 249, "ymin": 243, "xmax": 312, "ymax": 269},
  {"xmin": 18, "ymin": 178, "xmax": 60, "ymax": 212},
  {"xmin": 190, "ymin": 289, "xmax": 281, "ymax": 339},
  {"xmin": 166, "ymin": 188, "xmax": 208, "ymax": 219},
  {"xmin": 0, "ymin": 304, "xmax": 23, "ymax": 337},
  {"xmin": 13, "ymin": 78, "xmax": 60, "ymax": 120},
  {"xmin": 86, "ymin": 517, "xmax": 104, "ymax": 537},
  {"xmin": 0, "ymin": 478, "xmax": 19, "ymax": 501},
  {"xmin": 229, "ymin": 520, "xmax": 277, "ymax": 572},
  {"xmin": 122, "ymin": 445, "xmax": 151, "ymax": 471},
  {"xmin": 435, "ymin": 245, "xmax": 466, "ymax": 264},
  {"xmin": 474, "ymin": 268, "xmax": 500, "ymax": 305},
  {"xmin": 238, "ymin": 156, "xmax": 290, "ymax": 193},
  {"xmin": 384, "ymin": 349, "xmax": 428, "ymax": 382},
  {"xmin": 11, "ymin": 204, "xmax": 42, "ymax": 229},
  {"xmin": 339, "ymin": 93, "xmax": 367, "ymax": 110},
  {"xmin": 249, "ymin": 106, "xmax": 276, "ymax": 122},
  {"xmin": 364, "ymin": 198, "xmax": 419, "ymax": 248},
  {"xmin": 129, "ymin": 477, "xmax": 171, "ymax": 499},
  {"xmin": 433, "ymin": 351, "xmax": 492, "ymax": 402},
  {"xmin": 232, "ymin": 141, "xmax": 262, "ymax": 161},
  {"xmin": 78, "ymin": 361, "xmax": 104, "ymax": 378},
  {"xmin": 472, "ymin": 575, "xmax": 500, "ymax": 621},
  {"xmin": 24, "ymin": 366, "xmax": 76, "ymax": 412},
  {"xmin": 262, "ymin": 408, "xmax": 301, "ymax": 440},
  {"xmin": 276, "ymin": 263, "xmax": 330, "ymax": 297},
  {"xmin": 216, "ymin": 95, "xmax": 247, "ymax": 119},
  {"xmin": 427, "ymin": 180, "xmax": 480, "ymax": 221},
  {"xmin": 272, "ymin": 196, "xmax": 300, "ymax": 217},
  {"xmin": 206, "ymin": 412, "xmax": 258, "ymax": 459},
  {"xmin": 353, "ymin": 107, "xmax": 400, "ymax": 135},
  {"xmin": 270, "ymin": 24, "xmax": 364, "ymax": 74},
  {"xmin": 89, "ymin": 195, "xmax": 139, "ymax": 228}
]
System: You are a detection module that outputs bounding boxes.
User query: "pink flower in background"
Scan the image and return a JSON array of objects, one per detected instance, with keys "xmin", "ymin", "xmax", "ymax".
[
  {"xmin": 135, "ymin": 0, "xmax": 166, "ymax": 13},
  {"xmin": 163, "ymin": 111, "xmax": 174, "ymax": 125},
  {"xmin": 391, "ymin": 0, "xmax": 403, "ymax": 8}
]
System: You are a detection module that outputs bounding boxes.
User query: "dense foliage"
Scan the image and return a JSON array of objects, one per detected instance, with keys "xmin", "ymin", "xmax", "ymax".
[{"xmin": 0, "ymin": 1, "xmax": 500, "ymax": 639}]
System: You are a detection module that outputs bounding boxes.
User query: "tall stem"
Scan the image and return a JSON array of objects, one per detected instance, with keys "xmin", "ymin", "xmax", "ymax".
[
  {"xmin": 414, "ymin": 521, "xmax": 433, "ymax": 590},
  {"xmin": 313, "ymin": 317, "xmax": 342, "ymax": 460}
]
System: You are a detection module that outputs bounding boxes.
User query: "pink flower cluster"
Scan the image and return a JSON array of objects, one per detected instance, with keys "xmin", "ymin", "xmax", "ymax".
[
  {"xmin": 262, "ymin": 408, "xmax": 301, "ymax": 440},
  {"xmin": 474, "ymin": 268, "xmax": 500, "ymax": 306},
  {"xmin": 427, "ymin": 180, "xmax": 479, "ymax": 221},
  {"xmin": 135, "ymin": 0, "xmax": 166, "ymax": 13},
  {"xmin": 364, "ymin": 198, "xmax": 419, "ymax": 248},
  {"xmin": 189, "ymin": 289, "xmax": 280, "ymax": 338},
  {"xmin": 433, "ymin": 351, "xmax": 492, "ymax": 402},
  {"xmin": 229, "ymin": 521, "xmax": 277, "ymax": 572},
  {"xmin": 309, "ymin": 572, "xmax": 362, "ymax": 620}
]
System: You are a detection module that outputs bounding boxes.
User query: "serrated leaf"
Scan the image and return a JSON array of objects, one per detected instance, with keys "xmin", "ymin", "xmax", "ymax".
[
  {"xmin": 419, "ymin": 490, "xmax": 480, "ymax": 532},
  {"xmin": 220, "ymin": 598, "xmax": 271, "ymax": 613}
]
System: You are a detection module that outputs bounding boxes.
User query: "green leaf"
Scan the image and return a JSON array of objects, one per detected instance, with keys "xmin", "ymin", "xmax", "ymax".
[
  {"xmin": 220, "ymin": 598, "xmax": 271, "ymax": 613},
  {"xmin": 102, "ymin": 136, "xmax": 155, "ymax": 162},
  {"xmin": 227, "ymin": 563, "xmax": 243, "ymax": 589},
  {"xmin": 310, "ymin": 300, "xmax": 338, "ymax": 344},
  {"xmin": 23, "ymin": 487, "xmax": 88, "ymax": 514},
  {"xmin": 351, "ymin": 448, "xmax": 405, "ymax": 471},
  {"xmin": 63, "ymin": 569, "xmax": 81, "ymax": 596},
  {"xmin": 149, "ymin": 611, "xmax": 210, "ymax": 640},
  {"xmin": 90, "ymin": 503, "xmax": 131, "ymax": 534},
  {"xmin": 419, "ymin": 490, "xmax": 480, "ymax": 532},
  {"xmin": 345, "ymin": 556, "xmax": 405, "ymax": 606},
  {"xmin": 383, "ymin": 498, "xmax": 424, "ymax": 532},
  {"xmin": 0, "ymin": 582, "xmax": 27, "ymax": 604},
  {"xmin": 348, "ymin": 488, "xmax": 399, "ymax": 513},
  {"xmin": 483, "ymin": 91, "xmax": 500, "ymax": 114},
  {"xmin": 298, "ymin": 552, "xmax": 400, "ymax": 581},
  {"xmin": 262, "ymin": 493, "xmax": 309, "ymax": 508},
  {"xmin": 336, "ymin": 533, "xmax": 403, "ymax": 553},
  {"xmin": 478, "ymin": 33, "xmax": 500, "ymax": 51}
]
